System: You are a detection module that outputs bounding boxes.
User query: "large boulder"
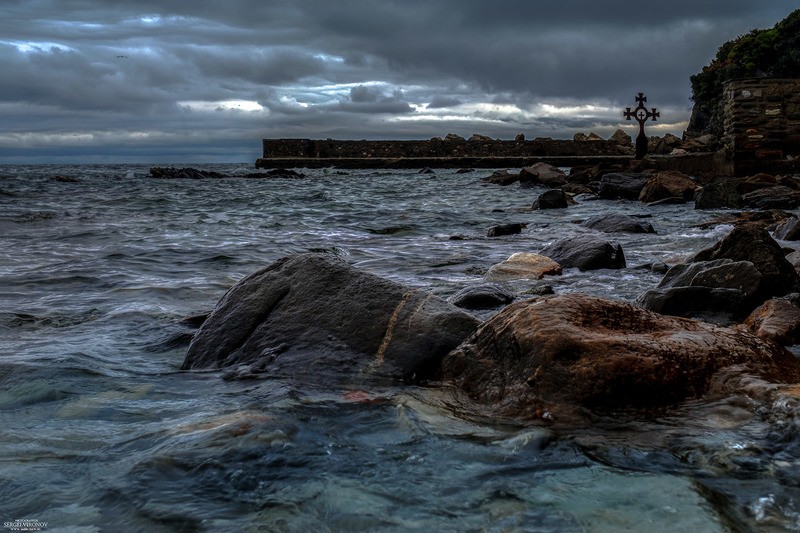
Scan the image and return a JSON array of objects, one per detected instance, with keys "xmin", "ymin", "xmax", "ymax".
[
  {"xmin": 694, "ymin": 180, "xmax": 743, "ymax": 209},
  {"xmin": 638, "ymin": 171, "xmax": 698, "ymax": 203},
  {"xmin": 540, "ymin": 235, "xmax": 625, "ymax": 270},
  {"xmin": 484, "ymin": 252, "xmax": 562, "ymax": 282},
  {"xmin": 597, "ymin": 173, "xmax": 649, "ymax": 200},
  {"xmin": 773, "ymin": 217, "xmax": 800, "ymax": 241},
  {"xmin": 518, "ymin": 163, "xmax": 568, "ymax": 188},
  {"xmin": 182, "ymin": 254, "xmax": 480, "ymax": 383},
  {"xmin": 692, "ymin": 224, "xmax": 800, "ymax": 302},
  {"xmin": 742, "ymin": 185, "xmax": 800, "ymax": 210},
  {"xmin": 637, "ymin": 259, "xmax": 762, "ymax": 323},
  {"xmin": 582, "ymin": 213, "xmax": 655, "ymax": 234},
  {"xmin": 482, "ymin": 170, "xmax": 518, "ymax": 186},
  {"xmin": 742, "ymin": 297, "xmax": 800, "ymax": 345},
  {"xmin": 532, "ymin": 189, "xmax": 570, "ymax": 210},
  {"xmin": 441, "ymin": 294, "xmax": 800, "ymax": 420}
]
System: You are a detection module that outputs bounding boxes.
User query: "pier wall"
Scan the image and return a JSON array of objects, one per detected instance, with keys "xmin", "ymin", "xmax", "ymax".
[{"xmin": 257, "ymin": 137, "xmax": 628, "ymax": 169}]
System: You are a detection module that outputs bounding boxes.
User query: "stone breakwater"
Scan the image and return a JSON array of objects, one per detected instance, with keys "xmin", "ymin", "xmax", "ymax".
[{"xmin": 256, "ymin": 136, "xmax": 630, "ymax": 169}]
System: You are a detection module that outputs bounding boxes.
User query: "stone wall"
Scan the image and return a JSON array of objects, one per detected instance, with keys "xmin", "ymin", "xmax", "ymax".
[{"xmin": 724, "ymin": 78, "xmax": 800, "ymax": 174}]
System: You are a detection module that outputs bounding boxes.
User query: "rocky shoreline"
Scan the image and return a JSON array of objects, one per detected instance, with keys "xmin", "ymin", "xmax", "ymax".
[{"xmin": 179, "ymin": 162, "xmax": 800, "ymax": 432}]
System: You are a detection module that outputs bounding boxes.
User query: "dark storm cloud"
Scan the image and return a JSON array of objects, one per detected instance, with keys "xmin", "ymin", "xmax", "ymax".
[{"xmin": 0, "ymin": 0, "xmax": 797, "ymax": 162}]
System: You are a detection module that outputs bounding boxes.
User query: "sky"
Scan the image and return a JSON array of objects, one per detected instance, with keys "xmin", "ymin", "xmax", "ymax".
[{"xmin": 0, "ymin": 1, "xmax": 797, "ymax": 164}]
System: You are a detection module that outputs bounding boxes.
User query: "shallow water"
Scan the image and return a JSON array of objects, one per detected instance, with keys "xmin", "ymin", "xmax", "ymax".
[{"xmin": 1, "ymin": 164, "xmax": 799, "ymax": 531}]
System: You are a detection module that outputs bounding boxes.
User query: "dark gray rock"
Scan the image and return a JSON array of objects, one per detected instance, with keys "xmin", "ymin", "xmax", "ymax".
[
  {"xmin": 694, "ymin": 180, "xmax": 743, "ymax": 209},
  {"xmin": 742, "ymin": 186, "xmax": 800, "ymax": 210},
  {"xmin": 532, "ymin": 189, "xmax": 569, "ymax": 210},
  {"xmin": 448, "ymin": 283, "xmax": 515, "ymax": 310},
  {"xmin": 658, "ymin": 259, "xmax": 762, "ymax": 296},
  {"xmin": 774, "ymin": 217, "xmax": 800, "ymax": 241},
  {"xmin": 482, "ymin": 170, "xmax": 518, "ymax": 186},
  {"xmin": 150, "ymin": 167, "xmax": 226, "ymax": 179},
  {"xmin": 182, "ymin": 254, "xmax": 480, "ymax": 383},
  {"xmin": 487, "ymin": 223, "xmax": 526, "ymax": 237},
  {"xmin": 597, "ymin": 173, "xmax": 649, "ymax": 200},
  {"xmin": 582, "ymin": 213, "xmax": 655, "ymax": 234},
  {"xmin": 636, "ymin": 286, "xmax": 748, "ymax": 325},
  {"xmin": 540, "ymin": 235, "xmax": 625, "ymax": 271}
]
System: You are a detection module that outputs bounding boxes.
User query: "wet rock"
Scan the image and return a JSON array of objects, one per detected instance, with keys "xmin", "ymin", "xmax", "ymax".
[
  {"xmin": 694, "ymin": 180, "xmax": 743, "ymax": 209},
  {"xmin": 742, "ymin": 185, "xmax": 800, "ymax": 210},
  {"xmin": 418, "ymin": 167, "xmax": 435, "ymax": 174},
  {"xmin": 736, "ymin": 173, "xmax": 778, "ymax": 194},
  {"xmin": 692, "ymin": 224, "xmax": 800, "ymax": 302},
  {"xmin": 448, "ymin": 283, "xmax": 515, "ymax": 310},
  {"xmin": 540, "ymin": 235, "xmax": 625, "ymax": 271},
  {"xmin": 484, "ymin": 252, "xmax": 562, "ymax": 282},
  {"xmin": 482, "ymin": 170, "xmax": 518, "ymax": 186},
  {"xmin": 487, "ymin": 223, "xmax": 526, "ymax": 237},
  {"xmin": 638, "ymin": 171, "xmax": 698, "ymax": 203},
  {"xmin": 646, "ymin": 197, "xmax": 687, "ymax": 206},
  {"xmin": 150, "ymin": 167, "xmax": 226, "ymax": 180},
  {"xmin": 773, "ymin": 217, "xmax": 800, "ymax": 241},
  {"xmin": 637, "ymin": 258, "xmax": 762, "ymax": 323},
  {"xmin": 582, "ymin": 213, "xmax": 655, "ymax": 234},
  {"xmin": 597, "ymin": 173, "xmax": 649, "ymax": 200},
  {"xmin": 51, "ymin": 175, "xmax": 81, "ymax": 183},
  {"xmin": 456, "ymin": 168, "xmax": 474, "ymax": 174},
  {"xmin": 567, "ymin": 163, "xmax": 626, "ymax": 185},
  {"xmin": 518, "ymin": 163, "xmax": 568, "ymax": 188},
  {"xmin": 182, "ymin": 253, "xmax": 480, "ymax": 383},
  {"xmin": 532, "ymin": 189, "xmax": 570, "ymax": 210},
  {"xmin": 242, "ymin": 168, "xmax": 307, "ymax": 179},
  {"xmin": 441, "ymin": 294, "xmax": 800, "ymax": 420},
  {"xmin": 742, "ymin": 298, "xmax": 800, "ymax": 345}
]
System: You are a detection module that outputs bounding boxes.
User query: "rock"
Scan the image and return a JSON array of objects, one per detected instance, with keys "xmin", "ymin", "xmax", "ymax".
[
  {"xmin": 250, "ymin": 168, "xmax": 307, "ymax": 179},
  {"xmin": 646, "ymin": 197, "xmax": 687, "ymax": 206},
  {"xmin": 514, "ymin": 133, "xmax": 526, "ymax": 142},
  {"xmin": 182, "ymin": 254, "xmax": 480, "ymax": 383},
  {"xmin": 448, "ymin": 283, "xmax": 515, "ymax": 310},
  {"xmin": 787, "ymin": 250, "xmax": 800, "ymax": 274},
  {"xmin": 694, "ymin": 180, "xmax": 744, "ymax": 209},
  {"xmin": 540, "ymin": 235, "xmax": 625, "ymax": 271},
  {"xmin": 692, "ymin": 224, "xmax": 800, "ymax": 302},
  {"xmin": 597, "ymin": 173, "xmax": 649, "ymax": 200},
  {"xmin": 532, "ymin": 189, "xmax": 570, "ymax": 210},
  {"xmin": 587, "ymin": 132, "xmax": 603, "ymax": 141},
  {"xmin": 150, "ymin": 167, "xmax": 226, "ymax": 179},
  {"xmin": 468, "ymin": 134, "xmax": 493, "ymax": 142},
  {"xmin": 441, "ymin": 294, "xmax": 800, "ymax": 420},
  {"xmin": 742, "ymin": 298, "xmax": 800, "ymax": 345},
  {"xmin": 773, "ymin": 217, "xmax": 800, "ymax": 241},
  {"xmin": 482, "ymin": 170, "xmax": 518, "ymax": 186},
  {"xmin": 582, "ymin": 213, "xmax": 655, "ymax": 234},
  {"xmin": 609, "ymin": 129, "xmax": 632, "ymax": 146},
  {"xmin": 518, "ymin": 163, "xmax": 568, "ymax": 188},
  {"xmin": 638, "ymin": 171, "xmax": 698, "ymax": 203},
  {"xmin": 487, "ymin": 223, "xmax": 526, "ymax": 237},
  {"xmin": 573, "ymin": 132, "xmax": 589, "ymax": 142},
  {"xmin": 638, "ymin": 259, "xmax": 763, "ymax": 323},
  {"xmin": 444, "ymin": 133, "xmax": 465, "ymax": 142},
  {"xmin": 567, "ymin": 163, "xmax": 626, "ymax": 185},
  {"xmin": 418, "ymin": 167, "xmax": 435, "ymax": 174},
  {"xmin": 484, "ymin": 253, "xmax": 562, "ymax": 282},
  {"xmin": 456, "ymin": 168, "xmax": 474, "ymax": 174},
  {"xmin": 742, "ymin": 185, "xmax": 800, "ymax": 210},
  {"xmin": 736, "ymin": 173, "xmax": 778, "ymax": 194},
  {"xmin": 51, "ymin": 175, "xmax": 80, "ymax": 183}
]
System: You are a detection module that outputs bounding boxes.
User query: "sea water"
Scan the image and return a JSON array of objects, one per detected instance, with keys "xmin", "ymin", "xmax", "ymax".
[{"xmin": 1, "ymin": 164, "xmax": 799, "ymax": 531}]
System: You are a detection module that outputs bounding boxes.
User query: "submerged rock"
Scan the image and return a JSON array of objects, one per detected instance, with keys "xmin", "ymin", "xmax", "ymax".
[
  {"xmin": 532, "ymin": 189, "xmax": 570, "ymax": 210},
  {"xmin": 182, "ymin": 254, "xmax": 480, "ymax": 383},
  {"xmin": 582, "ymin": 213, "xmax": 655, "ymax": 234},
  {"xmin": 441, "ymin": 294, "xmax": 800, "ymax": 420},
  {"xmin": 487, "ymin": 223, "xmax": 526, "ymax": 237},
  {"xmin": 482, "ymin": 170, "xmax": 518, "ymax": 186},
  {"xmin": 150, "ymin": 167, "xmax": 227, "ymax": 180},
  {"xmin": 448, "ymin": 283, "xmax": 515, "ymax": 310}
]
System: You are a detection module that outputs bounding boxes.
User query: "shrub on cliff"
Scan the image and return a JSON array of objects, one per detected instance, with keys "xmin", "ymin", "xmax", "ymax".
[{"xmin": 687, "ymin": 9, "xmax": 800, "ymax": 137}]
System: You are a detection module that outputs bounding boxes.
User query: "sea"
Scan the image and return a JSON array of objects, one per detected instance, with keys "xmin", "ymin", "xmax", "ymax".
[{"xmin": 1, "ymin": 163, "xmax": 799, "ymax": 532}]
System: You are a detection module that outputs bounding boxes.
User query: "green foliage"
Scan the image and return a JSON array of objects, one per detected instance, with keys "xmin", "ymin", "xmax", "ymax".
[{"xmin": 688, "ymin": 9, "xmax": 800, "ymax": 135}]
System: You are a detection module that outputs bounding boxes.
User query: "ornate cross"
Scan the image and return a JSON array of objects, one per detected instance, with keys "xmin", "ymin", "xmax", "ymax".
[{"xmin": 624, "ymin": 92, "xmax": 659, "ymax": 159}]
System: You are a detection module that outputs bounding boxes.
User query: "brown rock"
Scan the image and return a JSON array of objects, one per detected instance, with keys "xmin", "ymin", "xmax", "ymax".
[
  {"xmin": 742, "ymin": 298, "xmax": 800, "ymax": 345},
  {"xmin": 638, "ymin": 171, "xmax": 698, "ymax": 203},
  {"xmin": 518, "ymin": 163, "xmax": 568, "ymax": 188},
  {"xmin": 441, "ymin": 294, "xmax": 800, "ymax": 420},
  {"xmin": 609, "ymin": 129, "xmax": 632, "ymax": 146},
  {"xmin": 484, "ymin": 253, "xmax": 562, "ymax": 282}
]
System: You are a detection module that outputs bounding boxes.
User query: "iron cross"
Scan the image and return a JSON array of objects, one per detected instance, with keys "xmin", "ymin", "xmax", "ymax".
[{"xmin": 624, "ymin": 93, "xmax": 659, "ymax": 159}]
